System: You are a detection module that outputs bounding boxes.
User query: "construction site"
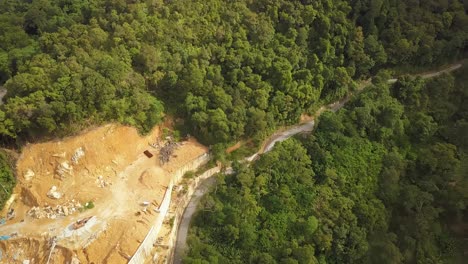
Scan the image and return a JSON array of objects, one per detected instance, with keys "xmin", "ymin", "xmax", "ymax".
[{"xmin": 0, "ymin": 123, "xmax": 208, "ymax": 263}]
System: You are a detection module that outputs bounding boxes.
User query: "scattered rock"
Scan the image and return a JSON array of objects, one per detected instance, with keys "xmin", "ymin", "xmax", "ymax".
[
  {"xmin": 47, "ymin": 186, "xmax": 62, "ymax": 199},
  {"xmin": 96, "ymin": 176, "xmax": 110, "ymax": 188},
  {"xmin": 27, "ymin": 200, "xmax": 83, "ymax": 219},
  {"xmin": 71, "ymin": 147, "xmax": 85, "ymax": 164},
  {"xmin": 159, "ymin": 139, "xmax": 180, "ymax": 165},
  {"xmin": 23, "ymin": 169, "xmax": 35, "ymax": 181},
  {"xmin": 56, "ymin": 161, "xmax": 73, "ymax": 179}
]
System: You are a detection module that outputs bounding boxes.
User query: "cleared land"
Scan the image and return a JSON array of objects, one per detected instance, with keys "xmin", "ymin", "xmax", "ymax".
[{"xmin": 0, "ymin": 124, "xmax": 207, "ymax": 263}]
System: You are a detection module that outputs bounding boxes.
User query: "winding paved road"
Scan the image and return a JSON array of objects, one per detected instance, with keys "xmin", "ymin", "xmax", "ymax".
[
  {"xmin": 173, "ymin": 177, "xmax": 217, "ymax": 263},
  {"xmin": 171, "ymin": 62, "xmax": 464, "ymax": 264}
]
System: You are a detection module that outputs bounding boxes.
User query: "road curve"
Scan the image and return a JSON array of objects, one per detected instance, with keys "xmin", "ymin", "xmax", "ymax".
[
  {"xmin": 171, "ymin": 62, "xmax": 464, "ymax": 263},
  {"xmin": 247, "ymin": 120, "xmax": 316, "ymax": 161},
  {"xmin": 173, "ymin": 177, "xmax": 217, "ymax": 264}
]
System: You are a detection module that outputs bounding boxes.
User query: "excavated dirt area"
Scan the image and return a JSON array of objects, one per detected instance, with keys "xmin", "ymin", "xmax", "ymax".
[{"xmin": 0, "ymin": 124, "xmax": 207, "ymax": 264}]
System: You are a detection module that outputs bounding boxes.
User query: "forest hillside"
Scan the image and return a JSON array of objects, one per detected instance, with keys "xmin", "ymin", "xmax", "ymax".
[
  {"xmin": 185, "ymin": 64, "xmax": 468, "ymax": 264},
  {"xmin": 0, "ymin": 1, "xmax": 466, "ymax": 261}
]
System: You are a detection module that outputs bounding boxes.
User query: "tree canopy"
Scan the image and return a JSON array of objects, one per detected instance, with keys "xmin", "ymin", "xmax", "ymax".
[
  {"xmin": 0, "ymin": 0, "xmax": 467, "ymax": 255},
  {"xmin": 0, "ymin": 0, "xmax": 466, "ymax": 145},
  {"xmin": 0, "ymin": 151, "xmax": 15, "ymax": 209},
  {"xmin": 185, "ymin": 66, "xmax": 468, "ymax": 263}
]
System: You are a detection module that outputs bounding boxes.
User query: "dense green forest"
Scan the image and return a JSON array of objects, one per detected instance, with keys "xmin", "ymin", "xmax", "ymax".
[
  {"xmin": 0, "ymin": 0, "xmax": 467, "ymax": 145},
  {"xmin": 0, "ymin": 151, "xmax": 15, "ymax": 209},
  {"xmin": 0, "ymin": 0, "xmax": 467, "ymax": 255},
  {"xmin": 185, "ymin": 66, "xmax": 468, "ymax": 263}
]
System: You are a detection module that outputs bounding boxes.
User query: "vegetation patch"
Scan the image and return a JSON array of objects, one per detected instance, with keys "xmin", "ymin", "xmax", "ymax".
[
  {"xmin": 0, "ymin": 150, "xmax": 15, "ymax": 210},
  {"xmin": 185, "ymin": 67, "xmax": 468, "ymax": 263}
]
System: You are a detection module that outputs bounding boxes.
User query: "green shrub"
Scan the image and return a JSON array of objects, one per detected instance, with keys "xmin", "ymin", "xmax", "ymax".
[{"xmin": 0, "ymin": 151, "xmax": 15, "ymax": 210}]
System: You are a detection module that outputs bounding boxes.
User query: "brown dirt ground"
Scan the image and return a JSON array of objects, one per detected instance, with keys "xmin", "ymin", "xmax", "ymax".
[
  {"xmin": 299, "ymin": 113, "xmax": 314, "ymax": 123},
  {"xmin": 225, "ymin": 141, "xmax": 242, "ymax": 154},
  {"xmin": 0, "ymin": 123, "xmax": 207, "ymax": 264}
]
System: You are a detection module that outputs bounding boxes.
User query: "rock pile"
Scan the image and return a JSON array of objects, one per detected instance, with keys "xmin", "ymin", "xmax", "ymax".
[
  {"xmin": 56, "ymin": 161, "xmax": 73, "ymax": 179},
  {"xmin": 71, "ymin": 147, "xmax": 85, "ymax": 164},
  {"xmin": 27, "ymin": 200, "xmax": 83, "ymax": 219},
  {"xmin": 23, "ymin": 169, "xmax": 35, "ymax": 181},
  {"xmin": 159, "ymin": 140, "xmax": 180, "ymax": 165},
  {"xmin": 47, "ymin": 186, "xmax": 62, "ymax": 199}
]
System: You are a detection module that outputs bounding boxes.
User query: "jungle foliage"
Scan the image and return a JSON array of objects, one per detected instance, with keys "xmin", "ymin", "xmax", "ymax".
[
  {"xmin": 184, "ymin": 66, "xmax": 468, "ymax": 263},
  {"xmin": 0, "ymin": 151, "xmax": 15, "ymax": 209},
  {"xmin": 0, "ymin": 0, "xmax": 467, "ymax": 145},
  {"xmin": 0, "ymin": 0, "xmax": 467, "ymax": 255}
]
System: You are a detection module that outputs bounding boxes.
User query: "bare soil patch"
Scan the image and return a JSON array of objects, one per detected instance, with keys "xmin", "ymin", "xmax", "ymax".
[{"xmin": 0, "ymin": 123, "xmax": 207, "ymax": 263}]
